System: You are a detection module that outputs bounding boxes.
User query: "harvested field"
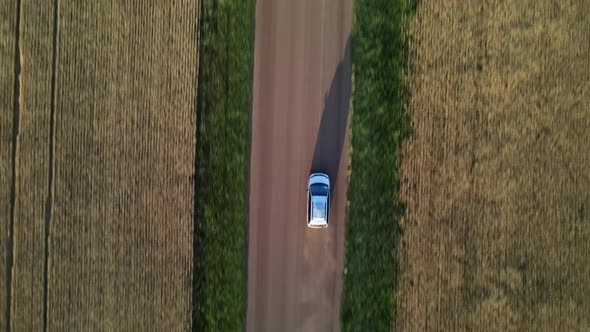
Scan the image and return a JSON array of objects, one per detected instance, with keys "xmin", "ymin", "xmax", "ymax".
[
  {"xmin": 398, "ymin": 1, "xmax": 590, "ymax": 331},
  {"xmin": 3, "ymin": 1, "xmax": 199, "ymax": 330}
]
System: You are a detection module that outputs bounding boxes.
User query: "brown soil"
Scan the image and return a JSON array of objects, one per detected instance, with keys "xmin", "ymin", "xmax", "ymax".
[{"xmin": 398, "ymin": 1, "xmax": 590, "ymax": 331}]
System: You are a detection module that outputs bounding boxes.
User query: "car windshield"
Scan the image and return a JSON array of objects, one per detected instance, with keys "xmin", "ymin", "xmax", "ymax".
[{"xmin": 310, "ymin": 183, "xmax": 328, "ymax": 196}]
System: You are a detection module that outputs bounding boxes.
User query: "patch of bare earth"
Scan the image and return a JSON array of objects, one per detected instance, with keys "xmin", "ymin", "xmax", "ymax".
[{"xmin": 397, "ymin": 1, "xmax": 590, "ymax": 331}]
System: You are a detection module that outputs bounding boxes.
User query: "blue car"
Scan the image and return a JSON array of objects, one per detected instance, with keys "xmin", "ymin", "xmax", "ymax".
[{"xmin": 307, "ymin": 173, "xmax": 330, "ymax": 228}]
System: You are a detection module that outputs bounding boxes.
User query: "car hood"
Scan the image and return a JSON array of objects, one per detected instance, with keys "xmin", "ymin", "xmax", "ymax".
[{"xmin": 309, "ymin": 173, "xmax": 330, "ymax": 187}]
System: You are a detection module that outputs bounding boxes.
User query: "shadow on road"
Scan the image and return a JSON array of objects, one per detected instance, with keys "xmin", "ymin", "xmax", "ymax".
[{"xmin": 309, "ymin": 36, "xmax": 352, "ymax": 192}]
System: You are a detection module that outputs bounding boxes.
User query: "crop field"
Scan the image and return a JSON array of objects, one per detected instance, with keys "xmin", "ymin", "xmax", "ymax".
[
  {"xmin": 1, "ymin": 1, "xmax": 18, "ymax": 331},
  {"xmin": 398, "ymin": 1, "xmax": 590, "ymax": 331},
  {"xmin": 9, "ymin": 1, "xmax": 56, "ymax": 330},
  {"xmin": 2, "ymin": 1, "xmax": 198, "ymax": 330}
]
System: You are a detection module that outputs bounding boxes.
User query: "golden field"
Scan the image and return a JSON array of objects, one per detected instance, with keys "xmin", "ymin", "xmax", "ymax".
[
  {"xmin": 398, "ymin": 1, "xmax": 590, "ymax": 331},
  {"xmin": 2, "ymin": 1, "xmax": 198, "ymax": 330}
]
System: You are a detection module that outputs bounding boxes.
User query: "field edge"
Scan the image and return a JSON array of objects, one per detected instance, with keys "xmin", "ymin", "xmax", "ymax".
[{"xmin": 340, "ymin": 0, "xmax": 415, "ymax": 331}]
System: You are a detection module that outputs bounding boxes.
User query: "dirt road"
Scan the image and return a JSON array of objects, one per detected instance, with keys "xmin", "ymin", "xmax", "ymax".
[{"xmin": 246, "ymin": 0, "xmax": 352, "ymax": 331}]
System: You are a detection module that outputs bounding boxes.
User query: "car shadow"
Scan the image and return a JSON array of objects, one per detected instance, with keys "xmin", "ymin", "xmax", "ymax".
[{"xmin": 309, "ymin": 36, "xmax": 352, "ymax": 193}]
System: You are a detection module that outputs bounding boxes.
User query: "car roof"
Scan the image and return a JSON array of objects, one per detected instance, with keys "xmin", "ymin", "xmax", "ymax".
[{"xmin": 311, "ymin": 195, "xmax": 327, "ymax": 221}]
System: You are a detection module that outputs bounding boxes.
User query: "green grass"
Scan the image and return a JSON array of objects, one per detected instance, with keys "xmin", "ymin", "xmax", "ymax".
[
  {"xmin": 192, "ymin": 0, "xmax": 252, "ymax": 331},
  {"xmin": 340, "ymin": 0, "xmax": 414, "ymax": 331}
]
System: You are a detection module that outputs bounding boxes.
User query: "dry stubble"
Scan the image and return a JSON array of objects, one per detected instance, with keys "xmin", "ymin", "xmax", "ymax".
[{"xmin": 398, "ymin": 1, "xmax": 590, "ymax": 331}]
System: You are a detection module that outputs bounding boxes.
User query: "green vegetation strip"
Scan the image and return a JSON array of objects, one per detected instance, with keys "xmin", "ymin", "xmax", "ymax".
[
  {"xmin": 193, "ymin": 0, "xmax": 252, "ymax": 331},
  {"xmin": 341, "ymin": 0, "xmax": 414, "ymax": 331}
]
